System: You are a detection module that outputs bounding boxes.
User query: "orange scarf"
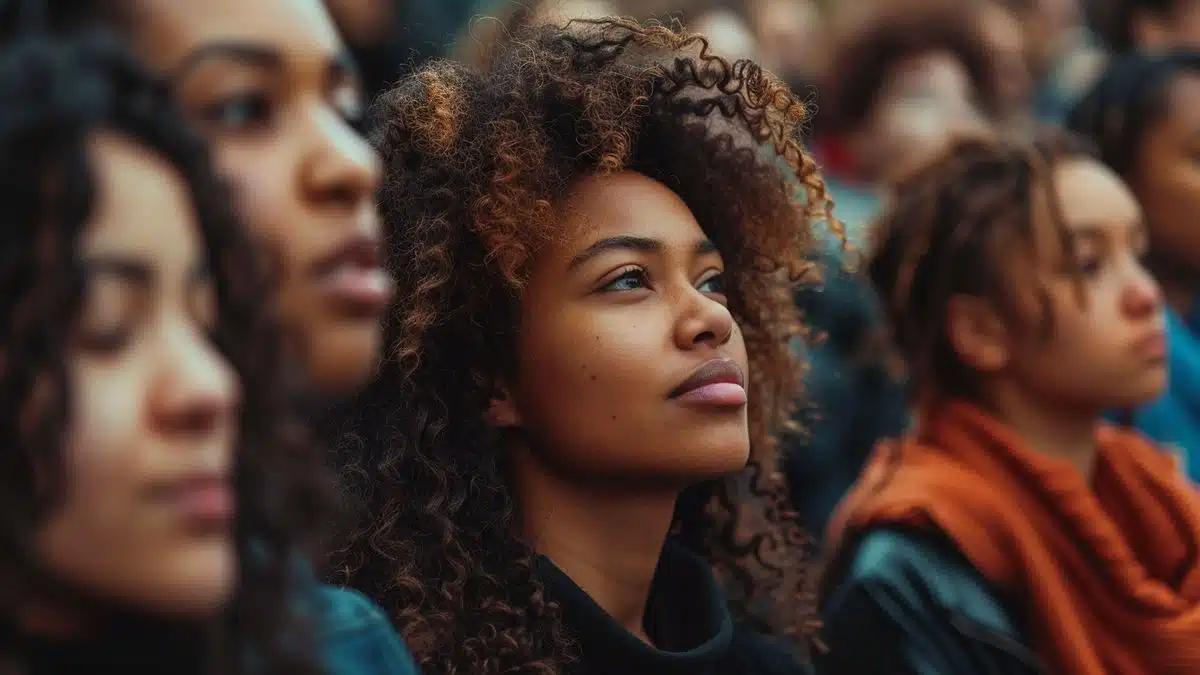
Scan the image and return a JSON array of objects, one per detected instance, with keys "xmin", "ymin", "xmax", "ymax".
[{"xmin": 827, "ymin": 402, "xmax": 1200, "ymax": 675}]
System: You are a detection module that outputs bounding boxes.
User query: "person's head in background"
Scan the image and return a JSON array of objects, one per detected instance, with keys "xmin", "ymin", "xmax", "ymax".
[
  {"xmin": 819, "ymin": 0, "xmax": 1002, "ymax": 184},
  {"xmin": 51, "ymin": 0, "xmax": 391, "ymax": 399},
  {"xmin": 979, "ymin": 1, "xmax": 1036, "ymax": 124},
  {"xmin": 1092, "ymin": 0, "xmax": 1200, "ymax": 53},
  {"xmin": 0, "ymin": 27, "xmax": 330, "ymax": 675},
  {"xmin": 745, "ymin": 0, "xmax": 825, "ymax": 93},
  {"xmin": 870, "ymin": 130, "xmax": 1164, "ymax": 425},
  {"xmin": 1068, "ymin": 51, "xmax": 1200, "ymax": 318},
  {"xmin": 994, "ymin": 0, "xmax": 1083, "ymax": 74},
  {"xmin": 454, "ymin": 0, "xmax": 619, "ymax": 70}
]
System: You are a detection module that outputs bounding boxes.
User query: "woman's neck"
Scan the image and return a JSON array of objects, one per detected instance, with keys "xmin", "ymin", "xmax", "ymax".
[
  {"xmin": 512, "ymin": 451, "xmax": 678, "ymax": 644},
  {"xmin": 978, "ymin": 386, "xmax": 1098, "ymax": 480}
]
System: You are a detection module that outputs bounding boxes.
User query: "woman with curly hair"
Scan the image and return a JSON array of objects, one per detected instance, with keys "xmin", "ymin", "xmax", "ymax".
[
  {"xmin": 0, "ymin": 26, "xmax": 413, "ymax": 675},
  {"xmin": 51, "ymin": 0, "xmax": 392, "ymax": 400},
  {"xmin": 819, "ymin": 130, "xmax": 1200, "ymax": 675},
  {"xmin": 331, "ymin": 16, "xmax": 829, "ymax": 675}
]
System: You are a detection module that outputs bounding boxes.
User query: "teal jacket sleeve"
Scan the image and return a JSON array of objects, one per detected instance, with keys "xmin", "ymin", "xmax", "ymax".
[{"xmin": 313, "ymin": 585, "xmax": 420, "ymax": 675}]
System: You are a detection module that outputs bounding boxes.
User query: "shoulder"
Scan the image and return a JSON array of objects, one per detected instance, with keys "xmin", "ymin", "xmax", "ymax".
[
  {"xmin": 308, "ymin": 585, "xmax": 420, "ymax": 675},
  {"xmin": 817, "ymin": 528, "xmax": 1041, "ymax": 675}
]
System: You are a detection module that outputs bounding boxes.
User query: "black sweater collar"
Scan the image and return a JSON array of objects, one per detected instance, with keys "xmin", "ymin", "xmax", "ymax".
[{"xmin": 538, "ymin": 540, "xmax": 734, "ymax": 675}]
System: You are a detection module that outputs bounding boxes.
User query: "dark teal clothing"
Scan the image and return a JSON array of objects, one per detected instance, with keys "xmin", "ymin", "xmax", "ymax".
[
  {"xmin": 1116, "ymin": 306, "xmax": 1200, "ymax": 482},
  {"xmin": 817, "ymin": 527, "xmax": 1043, "ymax": 675},
  {"xmin": 538, "ymin": 541, "xmax": 811, "ymax": 675},
  {"xmin": 314, "ymin": 585, "xmax": 420, "ymax": 675}
]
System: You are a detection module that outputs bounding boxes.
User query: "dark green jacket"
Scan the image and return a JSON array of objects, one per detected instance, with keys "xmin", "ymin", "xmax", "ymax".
[{"xmin": 816, "ymin": 528, "xmax": 1046, "ymax": 675}]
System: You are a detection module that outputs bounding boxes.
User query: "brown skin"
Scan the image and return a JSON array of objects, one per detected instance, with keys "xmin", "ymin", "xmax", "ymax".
[
  {"xmin": 949, "ymin": 158, "xmax": 1164, "ymax": 476},
  {"xmin": 1128, "ymin": 74, "xmax": 1200, "ymax": 316},
  {"xmin": 1134, "ymin": 0, "xmax": 1200, "ymax": 50},
  {"xmin": 38, "ymin": 134, "xmax": 239, "ymax": 620},
  {"xmin": 125, "ymin": 0, "xmax": 387, "ymax": 395},
  {"xmin": 852, "ymin": 51, "xmax": 989, "ymax": 182},
  {"xmin": 494, "ymin": 171, "xmax": 751, "ymax": 642}
]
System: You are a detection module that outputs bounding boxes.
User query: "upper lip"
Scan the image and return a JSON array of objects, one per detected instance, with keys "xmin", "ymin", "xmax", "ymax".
[
  {"xmin": 669, "ymin": 358, "xmax": 745, "ymax": 398},
  {"xmin": 311, "ymin": 228, "xmax": 383, "ymax": 278}
]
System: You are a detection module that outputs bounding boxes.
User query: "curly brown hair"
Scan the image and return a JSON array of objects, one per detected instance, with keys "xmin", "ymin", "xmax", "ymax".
[
  {"xmin": 0, "ymin": 28, "xmax": 333, "ymax": 675},
  {"xmin": 867, "ymin": 129, "xmax": 1096, "ymax": 401},
  {"xmin": 329, "ymin": 17, "xmax": 833, "ymax": 675},
  {"xmin": 820, "ymin": 0, "xmax": 1002, "ymax": 137}
]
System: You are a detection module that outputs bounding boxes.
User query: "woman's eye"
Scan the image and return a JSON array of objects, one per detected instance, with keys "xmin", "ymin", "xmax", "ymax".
[
  {"xmin": 698, "ymin": 272, "xmax": 727, "ymax": 295},
  {"xmin": 601, "ymin": 268, "xmax": 650, "ymax": 292},
  {"xmin": 197, "ymin": 92, "xmax": 273, "ymax": 132}
]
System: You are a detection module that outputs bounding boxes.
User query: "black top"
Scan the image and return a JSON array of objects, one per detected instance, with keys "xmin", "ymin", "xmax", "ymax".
[
  {"xmin": 0, "ymin": 610, "xmax": 207, "ymax": 675},
  {"xmin": 817, "ymin": 527, "xmax": 1044, "ymax": 675},
  {"xmin": 538, "ymin": 540, "xmax": 811, "ymax": 675}
]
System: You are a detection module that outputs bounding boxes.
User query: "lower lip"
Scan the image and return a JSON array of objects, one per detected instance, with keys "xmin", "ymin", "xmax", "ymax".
[
  {"xmin": 673, "ymin": 382, "xmax": 747, "ymax": 406},
  {"xmin": 316, "ymin": 266, "xmax": 394, "ymax": 316},
  {"xmin": 173, "ymin": 484, "xmax": 235, "ymax": 523}
]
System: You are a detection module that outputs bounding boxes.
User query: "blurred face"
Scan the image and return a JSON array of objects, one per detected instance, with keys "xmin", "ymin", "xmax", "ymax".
[
  {"xmin": 36, "ymin": 134, "xmax": 240, "ymax": 616},
  {"xmin": 1135, "ymin": 0, "xmax": 1200, "ymax": 51},
  {"xmin": 980, "ymin": 160, "xmax": 1165, "ymax": 412},
  {"xmin": 494, "ymin": 172, "xmax": 751, "ymax": 482},
  {"xmin": 752, "ymin": 0, "xmax": 824, "ymax": 85},
  {"xmin": 866, "ymin": 52, "xmax": 989, "ymax": 181},
  {"xmin": 980, "ymin": 3, "xmax": 1032, "ymax": 120},
  {"xmin": 1130, "ymin": 75, "xmax": 1200, "ymax": 273},
  {"xmin": 129, "ymin": 0, "xmax": 389, "ymax": 395}
]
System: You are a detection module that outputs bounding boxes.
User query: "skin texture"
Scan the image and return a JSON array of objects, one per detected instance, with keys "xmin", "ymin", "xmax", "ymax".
[
  {"xmin": 1128, "ymin": 74, "xmax": 1200, "ymax": 314},
  {"xmin": 36, "ymin": 134, "xmax": 240, "ymax": 617},
  {"xmin": 496, "ymin": 172, "xmax": 751, "ymax": 482},
  {"xmin": 126, "ymin": 0, "xmax": 387, "ymax": 395},
  {"xmin": 959, "ymin": 158, "xmax": 1165, "ymax": 413}
]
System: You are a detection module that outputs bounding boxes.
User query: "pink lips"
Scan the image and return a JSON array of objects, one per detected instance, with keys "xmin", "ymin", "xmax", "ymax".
[
  {"xmin": 669, "ymin": 358, "xmax": 747, "ymax": 407},
  {"xmin": 311, "ymin": 232, "xmax": 395, "ymax": 317}
]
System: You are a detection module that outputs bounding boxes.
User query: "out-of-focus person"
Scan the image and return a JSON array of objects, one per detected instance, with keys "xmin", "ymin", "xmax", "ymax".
[
  {"xmin": 980, "ymin": 0, "xmax": 1036, "ymax": 128},
  {"xmin": 816, "ymin": 0, "xmax": 1001, "ymax": 234},
  {"xmin": 1001, "ymin": 0, "xmax": 1106, "ymax": 120},
  {"xmin": 745, "ymin": 0, "xmax": 826, "ymax": 95},
  {"xmin": 820, "ymin": 130, "xmax": 1200, "ymax": 675},
  {"xmin": 454, "ymin": 0, "xmax": 618, "ymax": 71},
  {"xmin": 1090, "ymin": 0, "xmax": 1200, "ymax": 53},
  {"xmin": 1069, "ymin": 51, "xmax": 1200, "ymax": 481}
]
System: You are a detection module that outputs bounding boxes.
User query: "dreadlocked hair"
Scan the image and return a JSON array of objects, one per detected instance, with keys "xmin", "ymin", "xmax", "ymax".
[
  {"xmin": 328, "ymin": 16, "xmax": 832, "ymax": 675},
  {"xmin": 1067, "ymin": 50, "xmax": 1200, "ymax": 177},
  {"xmin": 868, "ymin": 129, "xmax": 1097, "ymax": 402},
  {"xmin": 0, "ymin": 29, "xmax": 333, "ymax": 675}
]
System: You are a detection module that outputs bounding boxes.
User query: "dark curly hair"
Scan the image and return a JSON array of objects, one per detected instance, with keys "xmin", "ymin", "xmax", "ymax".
[
  {"xmin": 867, "ymin": 129, "xmax": 1096, "ymax": 401},
  {"xmin": 0, "ymin": 27, "xmax": 333, "ymax": 675},
  {"xmin": 1067, "ymin": 50, "xmax": 1200, "ymax": 176},
  {"xmin": 819, "ymin": 0, "xmax": 1002, "ymax": 137},
  {"xmin": 328, "ymin": 17, "xmax": 831, "ymax": 675}
]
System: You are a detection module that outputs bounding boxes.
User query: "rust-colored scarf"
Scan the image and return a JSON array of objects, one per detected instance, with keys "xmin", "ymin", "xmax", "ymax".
[{"xmin": 827, "ymin": 402, "xmax": 1200, "ymax": 675}]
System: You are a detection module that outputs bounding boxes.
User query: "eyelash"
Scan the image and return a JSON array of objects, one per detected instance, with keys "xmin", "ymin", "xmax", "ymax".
[{"xmin": 600, "ymin": 266, "xmax": 727, "ymax": 295}]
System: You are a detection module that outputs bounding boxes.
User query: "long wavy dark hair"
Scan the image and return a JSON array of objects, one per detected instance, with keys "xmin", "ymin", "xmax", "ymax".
[
  {"xmin": 0, "ymin": 28, "xmax": 333, "ymax": 675},
  {"xmin": 328, "ymin": 17, "xmax": 831, "ymax": 675}
]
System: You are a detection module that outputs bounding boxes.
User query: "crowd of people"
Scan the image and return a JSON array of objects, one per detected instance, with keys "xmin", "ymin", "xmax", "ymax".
[{"xmin": 4, "ymin": 0, "xmax": 1200, "ymax": 674}]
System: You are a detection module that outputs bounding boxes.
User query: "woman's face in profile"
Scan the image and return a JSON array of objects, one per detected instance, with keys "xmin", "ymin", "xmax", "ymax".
[
  {"xmin": 126, "ymin": 0, "xmax": 390, "ymax": 395},
  {"xmin": 35, "ymin": 134, "xmax": 241, "ymax": 618},
  {"xmin": 489, "ymin": 171, "xmax": 752, "ymax": 483}
]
